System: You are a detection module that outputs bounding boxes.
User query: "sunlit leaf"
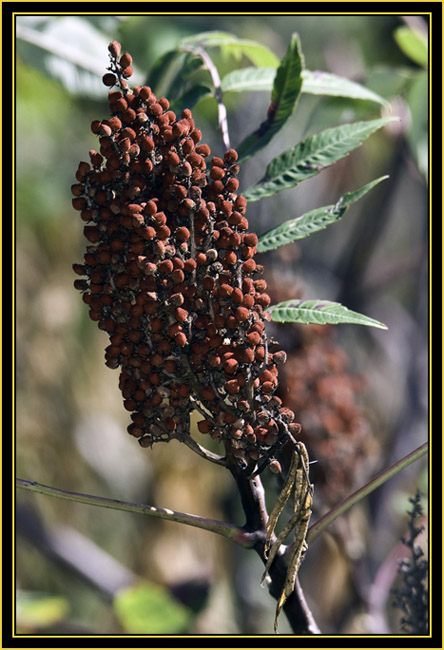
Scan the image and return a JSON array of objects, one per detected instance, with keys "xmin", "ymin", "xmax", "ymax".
[
  {"xmin": 178, "ymin": 31, "xmax": 279, "ymax": 67},
  {"xmin": 257, "ymin": 176, "xmax": 388, "ymax": 252},
  {"xmin": 267, "ymin": 299, "xmax": 388, "ymax": 329},
  {"xmin": 394, "ymin": 26, "xmax": 428, "ymax": 68},
  {"xmin": 222, "ymin": 67, "xmax": 389, "ymax": 108},
  {"xmin": 244, "ymin": 117, "xmax": 396, "ymax": 201},
  {"xmin": 114, "ymin": 582, "xmax": 193, "ymax": 634},
  {"xmin": 16, "ymin": 591, "xmax": 70, "ymax": 629},
  {"xmin": 221, "ymin": 66, "xmax": 276, "ymax": 93},
  {"xmin": 301, "ymin": 70, "xmax": 390, "ymax": 108}
]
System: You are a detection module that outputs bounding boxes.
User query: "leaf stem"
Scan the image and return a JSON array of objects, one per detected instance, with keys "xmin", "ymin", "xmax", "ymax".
[
  {"xmin": 16, "ymin": 478, "xmax": 254, "ymax": 547},
  {"xmin": 306, "ymin": 442, "xmax": 428, "ymax": 545}
]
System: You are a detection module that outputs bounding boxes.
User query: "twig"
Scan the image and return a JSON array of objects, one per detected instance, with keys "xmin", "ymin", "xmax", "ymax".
[
  {"xmin": 16, "ymin": 478, "xmax": 251, "ymax": 545},
  {"xmin": 306, "ymin": 441, "xmax": 428, "ymax": 545},
  {"xmin": 226, "ymin": 464, "xmax": 320, "ymax": 634},
  {"xmin": 176, "ymin": 432, "xmax": 227, "ymax": 467}
]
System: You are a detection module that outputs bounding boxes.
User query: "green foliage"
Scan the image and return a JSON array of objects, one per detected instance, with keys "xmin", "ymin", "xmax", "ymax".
[
  {"xmin": 244, "ymin": 118, "xmax": 395, "ymax": 201},
  {"xmin": 147, "ymin": 31, "xmax": 279, "ymax": 105},
  {"xmin": 178, "ymin": 30, "xmax": 280, "ymax": 66},
  {"xmin": 391, "ymin": 25, "xmax": 428, "ymax": 179},
  {"xmin": 16, "ymin": 591, "xmax": 70, "ymax": 630},
  {"xmin": 394, "ymin": 26, "xmax": 428, "ymax": 68},
  {"xmin": 222, "ymin": 67, "xmax": 389, "ymax": 108},
  {"xmin": 236, "ymin": 33, "xmax": 304, "ymax": 163},
  {"xmin": 257, "ymin": 176, "xmax": 388, "ymax": 252},
  {"xmin": 113, "ymin": 582, "xmax": 193, "ymax": 634},
  {"xmin": 267, "ymin": 299, "xmax": 388, "ymax": 330}
]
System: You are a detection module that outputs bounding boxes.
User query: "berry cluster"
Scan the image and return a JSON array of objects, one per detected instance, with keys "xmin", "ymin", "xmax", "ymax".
[
  {"xmin": 72, "ymin": 42, "xmax": 300, "ymax": 475},
  {"xmin": 271, "ymin": 313, "xmax": 377, "ymax": 504}
]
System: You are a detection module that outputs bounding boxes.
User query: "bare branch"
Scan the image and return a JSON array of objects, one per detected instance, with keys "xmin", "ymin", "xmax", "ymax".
[
  {"xmin": 16, "ymin": 478, "xmax": 250, "ymax": 544},
  {"xmin": 175, "ymin": 432, "xmax": 227, "ymax": 467}
]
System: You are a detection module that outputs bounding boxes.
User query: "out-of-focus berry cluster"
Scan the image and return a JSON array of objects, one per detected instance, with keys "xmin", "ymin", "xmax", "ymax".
[
  {"xmin": 72, "ymin": 42, "xmax": 300, "ymax": 475},
  {"xmin": 270, "ymin": 313, "xmax": 378, "ymax": 506}
]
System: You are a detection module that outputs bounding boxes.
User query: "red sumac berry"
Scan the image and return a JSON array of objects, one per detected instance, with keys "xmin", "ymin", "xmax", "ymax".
[
  {"xmin": 119, "ymin": 52, "xmax": 133, "ymax": 68},
  {"xmin": 102, "ymin": 73, "xmax": 117, "ymax": 87},
  {"xmin": 225, "ymin": 380, "xmax": 240, "ymax": 395},
  {"xmin": 224, "ymin": 149, "xmax": 238, "ymax": 163},
  {"xmin": 198, "ymin": 420, "xmax": 213, "ymax": 434},
  {"xmin": 235, "ymin": 307, "xmax": 250, "ymax": 322},
  {"xmin": 108, "ymin": 41, "xmax": 121, "ymax": 57}
]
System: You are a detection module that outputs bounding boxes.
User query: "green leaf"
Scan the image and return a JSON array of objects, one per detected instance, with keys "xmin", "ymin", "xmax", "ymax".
[
  {"xmin": 16, "ymin": 591, "xmax": 70, "ymax": 629},
  {"xmin": 178, "ymin": 31, "xmax": 279, "ymax": 67},
  {"xmin": 301, "ymin": 70, "xmax": 390, "ymax": 108},
  {"xmin": 256, "ymin": 176, "xmax": 388, "ymax": 252},
  {"xmin": 148, "ymin": 49, "xmax": 184, "ymax": 95},
  {"xmin": 394, "ymin": 26, "xmax": 428, "ymax": 68},
  {"xmin": 267, "ymin": 299, "xmax": 388, "ymax": 329},
  {"xmin": 405, "ymin": 70, "xmax": 428, "ymax": 179},
  {"xmin": 221, "ymin": 66, "xmax": 277, "ymax": 93},
  {"xmin": 16, "ymin": 16, "xmax": 114, "ymax": 97},
  {"xmin": 243, "ymin": 117, "xmax": 397, "ymax": 202},
  {"xmin": 114, "ymin": 582, "xmax": 193, "ymax": 634},
  {"xmin": 170, "ymin": 84, "xmax": 213, "ymax": 113},
  {"xmin": 163, "ymin": 52, "xmax": 206, "ymax": 102},
  {"xmin": 222, "ymin": 67, "xmax": 389, "ymax": 108},
  {"xmin": 236, "ymin": 34, "xmax": 303, "ymax": 164}
]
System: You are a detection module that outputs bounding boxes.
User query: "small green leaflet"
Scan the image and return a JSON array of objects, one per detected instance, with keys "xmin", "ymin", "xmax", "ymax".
[
  {"xmin": 222, "ymin": 67, "xmax": 389, "ymax": 108},
  {"xmin": 236, "ymin": 34, "xmax": 304, "ymax": 164},
  {"xmin": 267, "ymin": 299, "xmax": 388, "ymax": 330},
  {"xmin": 244, "ymin": 117, "xmax": 397, "ymax": 202},
  {"xmin": 256, "ymin": 176, "xmax": 388, "ymax": 252}
]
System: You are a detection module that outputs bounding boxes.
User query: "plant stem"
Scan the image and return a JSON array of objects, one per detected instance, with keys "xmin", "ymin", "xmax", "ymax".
[
  {"xmin": 306, "ymin": 441, "xmax": 428, "ymax": 545},
  {"xmin": 228, "ymin": 466, "xmax": 320, "ymax": 634},
  {"xmin": 16, "ymin": 478, "xmax": 252, "ymax": 546},
  {"xmin": 182, "ymin": 45, "xmax": 230, "ymax": 152}
]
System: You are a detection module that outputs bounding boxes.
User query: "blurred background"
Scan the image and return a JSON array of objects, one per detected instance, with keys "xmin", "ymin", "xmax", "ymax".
[{"xmin": 15, "ymin": 13, "xmax": 429, "ymax": 635}]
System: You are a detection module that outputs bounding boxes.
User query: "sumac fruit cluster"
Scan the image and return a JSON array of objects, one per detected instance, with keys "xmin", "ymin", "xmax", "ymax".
[{"xmin": 72, "ymin": 42, "xmax": 301, "ymax": 475}]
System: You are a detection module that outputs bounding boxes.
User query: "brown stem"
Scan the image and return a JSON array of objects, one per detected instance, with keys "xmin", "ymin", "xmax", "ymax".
[{"xmin": 228, "ymin": 463, "xmax": 320, "ymax": 634}]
